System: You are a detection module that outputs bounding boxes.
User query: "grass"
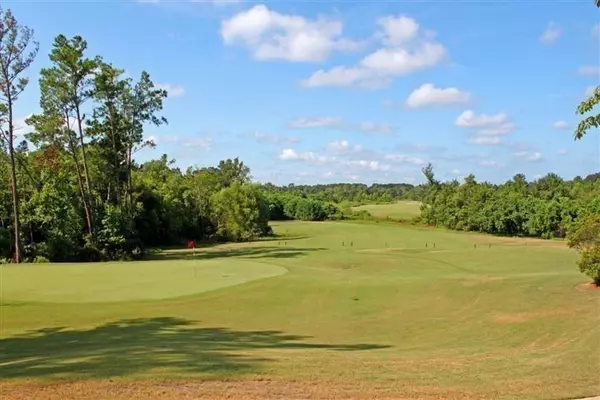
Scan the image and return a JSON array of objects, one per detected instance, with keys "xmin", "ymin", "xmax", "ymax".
[
  {"xmin": 1, "ymin": 221, "xmax": 599, "ymax": 399},
  {"xmin": 352, "ymin": 200, "xmax": 422, "ymax": 220}
]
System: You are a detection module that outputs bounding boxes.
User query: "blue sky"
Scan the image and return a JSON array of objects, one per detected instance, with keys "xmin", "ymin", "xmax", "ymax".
[{"xmin": 10, "ymin": 0, "xmax": 600, "ymax": 185}]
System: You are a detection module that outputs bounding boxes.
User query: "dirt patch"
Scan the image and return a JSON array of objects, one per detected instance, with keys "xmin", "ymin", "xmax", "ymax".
[
  {"xmin": 492, "ymin": 308, "xmax": 572, "ymax": 324},
  {"xmin": 575, "ymin": 282, "xmax": 600, "ymax": 292},
  {"xmin": 0, "ymin": 379, "xmax": 487, "ymax": 400}
]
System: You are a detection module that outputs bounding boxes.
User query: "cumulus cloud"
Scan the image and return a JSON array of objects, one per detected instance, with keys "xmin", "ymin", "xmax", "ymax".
[
  {"xmin": 220, "ymin": 5, "xmax": 363, "ymax": 62},
  {"xmin": 357, "ymin": 121, "xmax": 394, "ymax": 134},
  {"xmin": 552, "ymin": 120, "xmax": 569, "ymax": 130},
  {"xmin": 577, "ymin": 65, "xmax": 600, "ymax": 76},
  {"xmin": 383, "ymin": 154, "xmax": 426, "ymax": 165},
  {"xmin": 540, "ymin": 21, "xmax": 561, "ymax": 44},
  {"xmin": 250, "ymin": 132, "xmax": 299, "ymax": 144},
  {"xmin": 467, "ymin": 136, "xmax": 502, "ymax": 145},
  {"xmin": 183, "ymin": 136, "xmax": 212, "ymax": 151},
  {"xmin": 156, "ymin": 83, "xmax": 186, "ymax": 97},
  {"xmin": 514, "ymin": 150, "xmax": 543, "ymax": 162},
  {"xmin": 455, "ymin": 110, "xmax": 515, "ymax": 137},
  {"xmin": 405, "ymin": 83, "xmax": 470, "ymax": 108},
  {"xmin": 344, "ymin": 160, "xmax": 390, "ymax": 171},
  {"xmin": 10, "ymin": 114, "xmax": 35, "ymax": 137},
  {"xmin": 479, "ymin": 160, "xmax": 504, "ymax": 168},
  {"xmin": 287, "ymin": 117, "xmax": 394, "ymax": 134},
  {"xmin": 302, "ymin": 15, "xmax": 447, "ymax": 88},
  {"xmin": 455, "ymin": 110, "xmax": 508, "ymax": 127},
  {"xmin": 287, "ymin": 116, "xmax": 345, "ymax": 129},
  {"xmin": 278, "ymin": 148, "xmax": 334, "ymax": 164},
  {"xmin": 326, "ymin": 139, "xmax": 362, "ymax": 154}
]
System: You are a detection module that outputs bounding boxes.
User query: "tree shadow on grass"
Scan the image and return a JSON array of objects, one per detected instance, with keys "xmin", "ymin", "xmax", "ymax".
[
  {"xmin": 145, "ymin": 246, "xmax": 327, "ymax": 262},
  {"xmin": 0, "ymin": 317, "xmax": 390, "ymax": 379}
]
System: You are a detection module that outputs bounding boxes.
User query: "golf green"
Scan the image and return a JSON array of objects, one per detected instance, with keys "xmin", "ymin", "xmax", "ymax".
[{"xmin": 0, "ymin": 260, "xmax": 287, "ymax": 303}]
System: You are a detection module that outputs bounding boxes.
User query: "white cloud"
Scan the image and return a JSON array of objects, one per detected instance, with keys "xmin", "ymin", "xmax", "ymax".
[
  {"xmin": 147, "ymin": 134, "xmax": 179, "ymax": 145},
  {"xmin": 288, "ymin": 117, "xmax": 394, "ymax": 134},
  {"xmin": 405, "ymin": 83, "xmax": 470, "ymax": 108},
  {"xmin": 358, "ymin": 121, "xmax": 394, "ymax": 134},
  {"xmin": 345, "ymin": 160, "xmax": 390, "ymax": 171},
  {"xmin": 278, "ymin": 148, "xmax": 334, "ymax": 164},
  {"xmin": 553, "ymin": 120, "xmax": 569, "ymax": 130},
  {"xmin": 479, "ymin": 160, "xmax": 504, "ymax": 168},
  {"xmin": 326, "ymin": 139, "xmax": 362, "ymax": 154},
  {"xmin": 156, "ymin": 83, "xmax": 186, "ymax": 97},
  {"xmin": 577, "ymin": 65, "xmax": 600, "ymax": 76},
  {"xmin": 558, "ymin": 149, "xmax": 568, "ymax": 155},
  {"xmin": 592, "ymin": 24, "xmax": 600, "ymax": 38},
  {"xmin": 514, "ymin": 150, "xmax": 543, "ymax": 162},
  {"xmin": 251, "ymin": 132, "xmax": 299, "ymax": 144},
  {"xmin": 451, "ymin": 168, "xmax": 461, "ymax": 176},
  {"xmin": 11, "ymin": 114, "xmax": 35, "ymax": 137},
  {"xmin": 383, "ymin": 154, "xmax": 426, "ymax": 165},
  {"xmin": 220, "ymin": 5, "xmax": 362, "ymax": 62},
  {"xmin": 476, "ymin": 123, "xmax": 515, "ymax": 136},
  {"xmin": 377, "ymin": 15, "xmax": 419, "ymax": 46},
  {"xmin": 183, "ymin": 136, "xmax": 212, "ymax": 151},
  {"xmin": 455, "ymin": 110, "xmax": 509, "ymax": 127},
  {"xmin": 467, "ymin": 136, "xmax": 501, "ymax": 145},
  {"xmin": 455, "ymin": 110, "xmax": 515, "ymax": 137},
  {"xmin": 540, "ymin": 21, "xmax": 561, "ymax": 44},
  {"xmin": 287, "ymin": 116, "xmax": 345, "ymax": 129},
  {"xmin": 302, "ymin": 15, "xmax": 446, "ymax": 88}
]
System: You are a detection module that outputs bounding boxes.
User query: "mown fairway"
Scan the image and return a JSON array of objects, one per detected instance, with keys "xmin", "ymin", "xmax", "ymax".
[
  {"xmin": 352, "ymin": 201, "xmax": 422, "ymax": 220},
  {"xmin": 1, "ymin": 221, "xmax": 599, "ymax": 399}
]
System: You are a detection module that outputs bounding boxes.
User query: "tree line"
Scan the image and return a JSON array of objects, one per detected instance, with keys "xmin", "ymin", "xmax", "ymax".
[
  {"xmin": 1, "ymin": 6, "xmax": 598, "ymax": 282},
  {"xmin": 419, "ymin": 165, "xmax": 600, "ymax": 284},
  {"xmin": 0, "ymin": 10, "xmax": 279, "ymax": 263}
]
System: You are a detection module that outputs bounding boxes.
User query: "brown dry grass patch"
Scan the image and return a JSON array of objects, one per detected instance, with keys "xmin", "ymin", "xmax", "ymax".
[
  {"xmin": 0, "ymin": 379, "xmax": 487, "ymax": 400},
  {"xmin": 492, "ymin": 308, "xmax": 572, "ymax": 324}
]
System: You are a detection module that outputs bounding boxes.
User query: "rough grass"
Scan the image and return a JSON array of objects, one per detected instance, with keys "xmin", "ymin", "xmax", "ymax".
[
  {"xmin": 1, "ymin": 220, "xmax": 599, "ymax": 399},
  {"xmin": 352, "ymin": 201, "xmax": 422, "ymax": 220}
]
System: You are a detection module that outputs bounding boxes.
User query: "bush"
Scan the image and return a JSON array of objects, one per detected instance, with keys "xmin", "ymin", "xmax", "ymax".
[
  {"xmin": 32, "ymin": 255, "xmax": 50, "ymax": 263},
  {"xmin": 567, "ymin": 215, "xmax": 600, "ymax": 285}
]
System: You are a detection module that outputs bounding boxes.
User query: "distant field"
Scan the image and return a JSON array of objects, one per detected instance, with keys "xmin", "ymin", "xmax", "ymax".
[
  {"xmin": 1, "ymin": 221, "xmax": 599, "ymax": 399},
  {"xmin": 352, "ymin": 200, "xmax": 422, "ymax": 220}
]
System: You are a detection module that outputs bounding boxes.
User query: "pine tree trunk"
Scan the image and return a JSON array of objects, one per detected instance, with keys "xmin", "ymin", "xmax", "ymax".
[
  {"xmin": 7, "ymin": 97, "xmax": 21, "ymax": 263},
  {"xmin": 75, "ymin": 104, "xmax": 95, "ymax": 236},
  {"xmin": 66, "ymin": 113, "xmax": 93, "ymax": 236}
]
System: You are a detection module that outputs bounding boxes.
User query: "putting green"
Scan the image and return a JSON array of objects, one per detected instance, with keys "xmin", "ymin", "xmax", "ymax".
[{"xmin": 0, "ymin": 260, "xmax": 287, "ymax": 303}]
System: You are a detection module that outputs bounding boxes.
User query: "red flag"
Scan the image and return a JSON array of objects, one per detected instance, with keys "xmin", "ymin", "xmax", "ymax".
[{"xmin": 187, "ymin": 240, "xmax": 196, "ymax": 249}]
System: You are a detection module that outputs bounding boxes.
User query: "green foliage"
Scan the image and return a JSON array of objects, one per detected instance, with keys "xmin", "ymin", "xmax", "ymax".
[
  {"xmin": 32, "ymin": 255, "xmax": 50, "ymax": 263},
  {"xmin": 420, "ymin": 169, "xmax": 600, "ymax": 240},
  {"xmin": 567, "ymin": 215, "xmax": 600, "ymax": 284},
  {"xmin": 211, "ymin": 183, "xmax": 270, "ymax": 241},
  {"xmin": 575, "ymin": 86, "xmax": 599, "ymax": 140}
]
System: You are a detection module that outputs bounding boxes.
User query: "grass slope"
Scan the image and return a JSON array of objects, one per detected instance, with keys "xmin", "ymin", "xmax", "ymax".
[
  {"xmin": 1, "ymin": 259, "xmax": 287, "ymax": 303},
  {"xmin": 1, "ymin": 221, "xmax": 599, "ymax": 399},
  {"xmin": 352, "ymin": 200, "xmax": 422, "ymax": 220}
]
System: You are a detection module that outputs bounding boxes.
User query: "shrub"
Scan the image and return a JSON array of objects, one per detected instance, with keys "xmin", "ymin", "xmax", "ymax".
[
  {"xmin": 567, "ymin": 214, "xmax": 600, "ymax": 285},
  {"xmin": 32, "ymin": 256, "xmax": 50, "ymax": 263}
]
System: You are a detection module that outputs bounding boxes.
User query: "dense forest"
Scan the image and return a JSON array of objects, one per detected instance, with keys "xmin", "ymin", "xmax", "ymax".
[{"xmin": 0, "ymin": 8, "xmax": 598, "ymax": 283}]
